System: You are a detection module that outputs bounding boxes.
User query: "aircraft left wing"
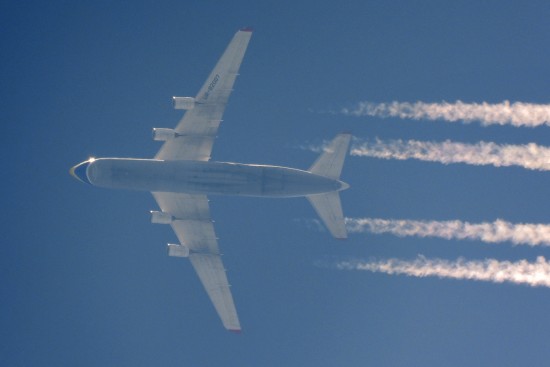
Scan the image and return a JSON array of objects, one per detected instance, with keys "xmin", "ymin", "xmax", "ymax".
[
  {"xmin": 151, "ymin": 192, "xmax": 241, "ymax": 331},
  {"xmin": 155, "ymin": 29, "xmax": 253, "ymax": 161}
]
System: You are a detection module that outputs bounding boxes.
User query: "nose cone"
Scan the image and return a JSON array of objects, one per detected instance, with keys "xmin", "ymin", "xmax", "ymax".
[{"xmin": 70, "ymin": 159, "xmax": 94, "ymax": 184}]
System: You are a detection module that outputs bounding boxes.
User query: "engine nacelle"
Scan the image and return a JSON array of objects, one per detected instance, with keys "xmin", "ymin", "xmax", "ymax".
[
  {"xmin": 152, "ymin": 128, "xmax": 177, "ymax": 141},
  {"xmin": 150, "ymin": 211, "xmax": 173, "ymax": 224},
  {"xmin": 167, "ymin": 243, "xmax": 190, "ymax": 257},
  {"xmin": 173, "ymin": 96, "xmax": 196, "ymax": 110}
]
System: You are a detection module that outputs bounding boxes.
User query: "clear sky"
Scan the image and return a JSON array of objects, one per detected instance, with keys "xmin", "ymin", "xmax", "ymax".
[{"xmin": 2, "ymin": 1, "xmax": 550, "ymax": 366}]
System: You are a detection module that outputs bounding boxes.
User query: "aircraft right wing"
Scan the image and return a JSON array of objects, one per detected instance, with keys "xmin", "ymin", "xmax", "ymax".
[
  {"xmin": 154, "ymin": 29, "xmax": 253, "ymax": 162},
  {"xmin": 151, "ymin": 191, "xmax": 241, "ymax": 331}
]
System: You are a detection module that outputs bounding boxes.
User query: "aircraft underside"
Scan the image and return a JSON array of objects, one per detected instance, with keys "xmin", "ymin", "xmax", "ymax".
[
  {"xmin": 70, "ymin": 29, "xmax": 351, "ymax": 331},
  {"xmin": 79, "ymin": 158, "xmax": 346, "ymax": 197}
]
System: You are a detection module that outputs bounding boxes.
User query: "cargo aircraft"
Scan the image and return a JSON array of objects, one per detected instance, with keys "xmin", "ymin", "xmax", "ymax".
[{"xmin": 70, "ymin": 29, "xmax": 351, "ymax": 331}]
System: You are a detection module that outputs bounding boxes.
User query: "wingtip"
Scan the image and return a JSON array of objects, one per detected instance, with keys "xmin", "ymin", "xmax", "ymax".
[
  {"xmin": 240, "ymin": 26, "xmax": 254, "ymax": 32},
  {"xmin": 229, "ymin": 328, "xmax": 242, "ymax": 334}
]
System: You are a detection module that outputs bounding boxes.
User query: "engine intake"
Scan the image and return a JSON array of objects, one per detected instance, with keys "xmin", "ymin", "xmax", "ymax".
[
  {"xmin": 173, "ymin": 96, "xmax": 196, "ymax": 110},
  {"xmin": 152, "ymin": 128, "xmax": 177, "ymax": 141},
  {"xmin": 150, "ymin": 211, "xmax": 173, "ymax": 224},
  {"xmin": 167, "ymin": 243, "xmax": 190, "ymax": 257}
]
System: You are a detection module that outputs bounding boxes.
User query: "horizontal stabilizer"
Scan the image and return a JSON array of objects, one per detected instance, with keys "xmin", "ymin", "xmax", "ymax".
[
  {"xmin": 307, "ymin": 192, "xmax": 347, "ymax": 239},
  {"xmin": 308, "ymin": 133, "xmax": 352, "ymax": 179}
]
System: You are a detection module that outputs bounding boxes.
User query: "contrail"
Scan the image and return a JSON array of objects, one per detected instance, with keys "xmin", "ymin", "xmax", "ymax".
[
  {"xmin": 351, "ymin": 138, "xmax": 550, "ymax": 171},
  {"xmin": 346, "ymin": 218, "xmax": 550, "ymax": 247},
  {"xmin": 336, "ymin": 256, "xmax": 550, "ymax": 288},
  {"xmin": 342, "ymin": 100, "xmax": 550, "ymax": 127}
]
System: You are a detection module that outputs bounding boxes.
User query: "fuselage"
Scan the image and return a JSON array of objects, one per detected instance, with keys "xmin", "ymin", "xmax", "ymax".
[{"xmin": 71, "ymin": 158, "xmax": 348, "ymax": 198}]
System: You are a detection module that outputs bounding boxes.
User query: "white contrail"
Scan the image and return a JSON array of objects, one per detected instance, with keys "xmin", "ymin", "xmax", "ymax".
[
  {"xmin": 297, "ymin": 141, "xmax": 329, "ymax": 154},
  {"xmin": 351, "ymin": 138, "xmax": 550, "ymax": 171},
  {"xmin": 346, "ymin": 218, "xmax": 550, "ymax": 247},
  {"xmin": 336, "ymin": 256, "xmax": 550, "ymax": 288},
  {"xmin": 342, "ymin": 100, "xmax": 550, "ymax": 127}
]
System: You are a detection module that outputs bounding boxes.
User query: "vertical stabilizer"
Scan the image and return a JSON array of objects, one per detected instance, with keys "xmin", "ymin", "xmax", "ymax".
[{"xmin": 307, "ymin": 133, "xmax": 351, "ymax": 239}]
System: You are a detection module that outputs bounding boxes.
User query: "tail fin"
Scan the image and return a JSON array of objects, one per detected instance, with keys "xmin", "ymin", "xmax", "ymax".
[{"xmin": 307, "ymin": 134, "xmax": 351, "ymax": 239}]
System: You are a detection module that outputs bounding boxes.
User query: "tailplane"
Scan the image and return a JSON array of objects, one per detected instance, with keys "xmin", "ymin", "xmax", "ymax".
[
  {"xmin": 308, "ymin": 133, "xmax": 352, "ymax": 179},
  {"xmin": 307, "ymin": 133, "xmax": 351, "ymax": 239},
  {"xmin": 307, "ymin": 192, "xmax": 347, "ymax": 239}
]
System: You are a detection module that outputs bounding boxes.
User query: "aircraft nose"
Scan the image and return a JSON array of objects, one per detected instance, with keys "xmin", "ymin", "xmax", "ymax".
[
  {"xmin": 70, "ymin": 159, "xmax": 94, "ymax": 184},
  {"xmin": 339, "ymin": 181, "xmax": 350, "ymax": 191}
]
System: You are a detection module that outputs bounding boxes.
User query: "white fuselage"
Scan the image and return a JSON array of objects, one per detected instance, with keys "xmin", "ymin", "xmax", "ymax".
[{"xmin": 83, "ymin": 158, "xmax": 346, "ymax": 197}]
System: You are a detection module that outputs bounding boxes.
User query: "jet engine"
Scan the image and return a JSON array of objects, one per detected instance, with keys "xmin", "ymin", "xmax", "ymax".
[
  {"xmin": 167, "ymin": 243, "xmax": 190, "ymax": 257},
  {"xmin": 152, "ymin": 128, "xmax": 177, "ymax": 141},
  {"xmin": 173, "ymin": 96, "xmax": 196, "ymax": 110},
  {"xmin": 150, "ymin": 210, "xmax": 173, "ymax": 224}
]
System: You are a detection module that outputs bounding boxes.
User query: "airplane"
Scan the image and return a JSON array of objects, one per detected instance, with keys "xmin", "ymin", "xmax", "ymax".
[{"xmin": 70, "ymin": 28, "xmax": 351, "ymax": 332}]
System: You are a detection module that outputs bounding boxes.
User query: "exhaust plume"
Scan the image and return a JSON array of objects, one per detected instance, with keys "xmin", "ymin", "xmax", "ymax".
[
  {"xmin": 342, "ymin": 101, "xmax": 550, "ymax": 127},
  {"xmin": 351, "ymin": 138, "xmax": 550, "ymax": 171},
  {"xmin": 336, "ymin": 256, "xmax": 550, "ymax": 288},
  {"xmin": 346, "ymin": 218, "xmax": 550, "ymax": 246}
]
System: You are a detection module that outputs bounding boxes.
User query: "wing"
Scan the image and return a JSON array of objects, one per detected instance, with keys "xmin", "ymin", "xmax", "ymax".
[
  {"xmin": 152, "ymin": 192, "xmax": 241, "ymax": 331},
  {"xmin": 155, "ymin": 29, "xmax": 253, "ymax": 161}
]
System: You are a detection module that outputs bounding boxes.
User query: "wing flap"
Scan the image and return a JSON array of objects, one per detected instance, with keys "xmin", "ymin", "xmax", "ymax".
[
  {"xmin": 171, "ymin": 220, "xmax": 218, "ymax": 253},
  {"xmin": 152, "ymin": 192, "xmax": 210, "ymax": 220}
]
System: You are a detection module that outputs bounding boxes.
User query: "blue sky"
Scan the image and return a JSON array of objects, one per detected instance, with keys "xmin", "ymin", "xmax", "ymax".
[{"xmin": 2, "ymin": 1, "xmax": 550, "ymax": 366}]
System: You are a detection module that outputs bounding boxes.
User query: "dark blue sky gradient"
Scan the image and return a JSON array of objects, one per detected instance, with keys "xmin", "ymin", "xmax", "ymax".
[{"xmin": 2, "ymin": 1, "xmax": 550, "ymax": 366}]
